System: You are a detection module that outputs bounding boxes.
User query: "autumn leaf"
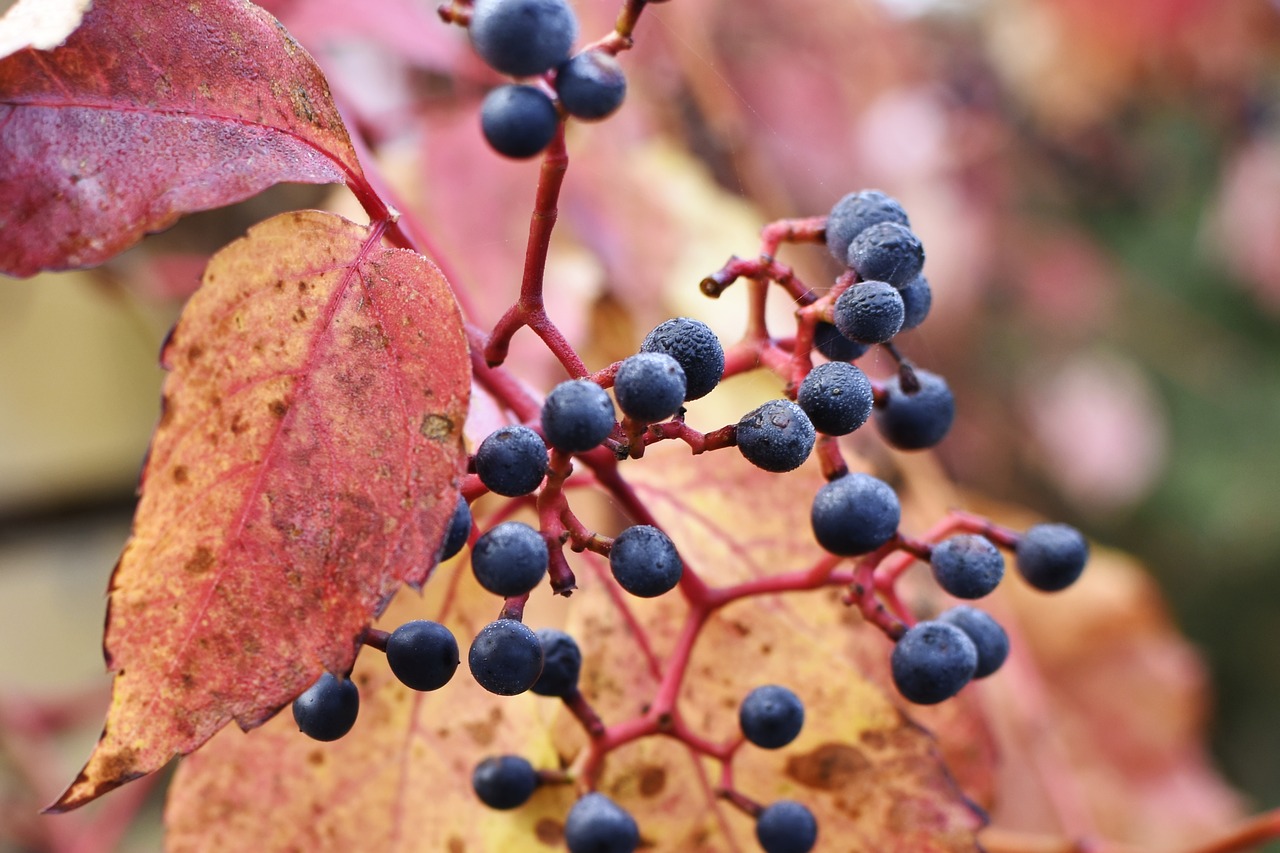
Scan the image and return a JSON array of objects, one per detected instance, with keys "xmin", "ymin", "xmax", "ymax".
[
  {"xmin": 50, "ymin": 210, "xmax": 470, "ymax": 811},
  {"xmin": 0, "ymin": 0, "xmax": 372, "ymax": 277}
]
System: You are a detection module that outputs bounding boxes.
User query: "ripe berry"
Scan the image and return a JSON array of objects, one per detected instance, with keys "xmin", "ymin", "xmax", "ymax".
[
  {"xmin": 898, "ymin": 273, "xmax": 932, "ymax": 331},
  {"xmin": 739, "ymin": 685, "xmax": 805, "ymax": 750},
  {"xmin": 439, "ymin": 494, "xmax": 473, "ymax": 562},
  {"xmin": 555, "ymin": 50, "xmax": 627, "ymax": 121},
  {"xmin": 1015, "ymin": 522, "xmax": 1089, "ymax": 592},
  {"xmin": 929, "ymin": 534, "xmax": 1004, "ymax": 600},
  {"xmin": 469, "ymin": 619, "xmax": 545, "ymax": 695},
  {"xmin": 736, "ymin": 399, "xmax": 816, "ymax": 473},
  {"xmin": 810, "ymin": 472, "xmax": 901, "ymax": 557},
  {"xmin": 531, "ymin": 628, "xmax": 582, "ymax": 697},
  {"xmin": 825, "ymin": 189, "xmax": 909, "ymax": 265},
  {"xmin": 797, "ymin": 361, "xmax": 874, "ymax": 436},
  {"xmin": 639, "ymin": 317, "xmax": 725, "ymax": 401},
  {"xmin": 609, "ymin": 524, "xmax": 683, "ymax": 598},
  {"xmin": 938, "ymin": 606, "xmax": 1009, "ymax": 679},
  {"xmin": 812, "ymin": 320, "xmax": 869, "ymax": 363},
  {"xmin": 480, "ymin": 84, "xmax": 560, "ymax": 160},
  {"xmin": 469, "ymin": 0, "xmax": 578, "ymax": 77},
  {"xmin": 542, "ymin": 379, "xmax": 616, "ymax": 453},
  {"xmin": 472, "ymin": 755, "xmax": 540, "ymax": 810},
  {"xmin": 613, "ymin": 352, "xmax": 686, "ymax": 423},
  {"xmin": 846, "ymin": 220, "xmax": 925, "ymax": 287},
  {"xmin": 475, "ymin": 424, "xmax": 548, "ymax": 497},
  {"xmin": 755, "ymin": 800, "xmax": 818, "ymax": 853},
  {"xmin": 292, "ymin": 673, "xmax": 359, "ymax": 742},
  {"xmin": 832, "ymin": 280, "xmax": 904, "ymax": 344},
  {"xmin": 873, "ymin": 368, "xmax": 955, "ymax": 450},
  {"xmin": 891, "ymin": 620, "xmax": 978, "ymax": 705},
  {"xmin": 471, "ymin": 521, "xmax": 549, "ymax": 598},
  {"xmin": 386, "ymin": 620, "xmax": 460, "ymax": 692},
  {"xmin": 564, "ymin": 792, "xmax": 640, "ymax": 853}
]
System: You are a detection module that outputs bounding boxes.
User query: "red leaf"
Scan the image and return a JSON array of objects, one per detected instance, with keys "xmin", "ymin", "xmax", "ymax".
[
  {"xmin": 0, "ymin": 0, "xmax": 370, "ymax": 277},
  {"xmin": 50, "ymin": 210, "xmax": 470, "ymax": 811}
]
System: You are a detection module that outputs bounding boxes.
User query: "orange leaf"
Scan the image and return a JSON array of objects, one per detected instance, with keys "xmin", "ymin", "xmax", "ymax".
[{"xmin": 51, "ymin": 210, "xmax": 470, "ymax": 811}]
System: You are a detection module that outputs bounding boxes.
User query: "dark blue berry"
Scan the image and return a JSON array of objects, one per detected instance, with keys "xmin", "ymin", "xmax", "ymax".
[
  {"xmin": 609, "ymin": 524, "xmax": 682, "ymax": 598},
  {"xmin": 1015, "ymin": 523, "xmax": 1089, "ymax": 592},
  {"xmin": 832, "ymin": 280, "xmax": 904, "ymax": 344},
  {"xmin": 480, "ymin": 84, "xmax": 560, "ymax": 160},
  {"xmin": 847, "ymin": 221, "xmax": 925, "ymax": 287},
  {"xmin": 469, "ymin": 0, "xmax": 578, "ymax": 77},
  {"xmin": 797, "ymin": 361, "xmax": 874, "ymax": 436},
  {"xmin": 810, "ymin": 472, "xmax": 901, "ymax": 557},
  {"xmin": 386, "ymin": 620, "xmax": 460, "ymax": 692},
  {"xmin": 469, "ymin": 619, "xmax": 544, "ymax": 695},
  {"xmin": 471, "ymin": 521, "xmax": 549, "ymax": 597},
  {"xmin": 873, "ymin": 368, "xmax": 954, "ymax": 450},
  {"xmin": 639, "ymin": 317, "xmax": 725, "ymax": 401},
  {"xmin": 755, "ymin": 800, "xmax": 818, "ymax": 853},
  {"xmin": 542, "ymin": 379, "xmax": 616, "ymax": 453},
  {"xmin": 898, "ymin": 273, "xmax": 932, "ymax": 331},
  {"xmin": 891, "ymin": 620, "xmax": 978, "ymax": 704},
  {"xmin": 555, "ymin": 50, "xmax": 627, "ymax": 121},
  {"xmin": 825, "ymin": 189, "xmax": 909, "ymax": 265},
  {"xmin": 938, "ymin": 606, "xmax": 1009, "ymax": 679},
  {"xmin": 532, "ymin": 628, "xmax": 582, "ymax": 697},
  {"xmin": 440, "ymin": 494, "xmax": 473, "ymax": 562},
  {"xmin": 472, "ymin": 755, "xmax": 539, "ymax": 810},
  {"xmin": 736, "ymin": 399, "xmax": 816, "ymax": 473},
  {"xmin": 739, "ymin": 685, "xmax": 805, "ymax": 750},
  {"xmin": 564, "ymin": 792, "xmax": 640, "ymax": 853},
  {"xmin": 613, "ymin": 352, "xmax": 686, "ymax": 423},
  {"xmin": 812, "ymin": 320, "xmax": 869, "ymax": 362},
  {"xmin": 292, "ymin": 673, "xmax": 359, "ymax": 741},
  {"xmin": 475, "ymin": 424, "xmax": 548, "ymax": 497},
  {"xmin": 929, "ymin": 534, "xmax": 1004, "ymax": 600}
]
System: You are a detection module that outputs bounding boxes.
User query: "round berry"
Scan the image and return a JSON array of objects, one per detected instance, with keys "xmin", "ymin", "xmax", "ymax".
[
  {"xmin": 1015, "ymin": 522, "xmax": 1089, "ymax": 592},
  {"xmin": 471, "ymin": 521, "xmax": 549, "ymax": 598},
  {"xmin": 812, "ymin": 320, "xmax": 869, "ymax": 362},
  {"xmin": 292, "ymin": 673, "xmax": 359, "ymax": 742},
  {"xmin": 736, "ymin": 399, "xmax": 816, "ymax": 473},
  {"xmin": 564, "ymin": 792, "xmax": 640, "ymax": 853},
  {"xmin": 639, "ymin": 317, "xmax": 725, "ymax": 401},
  {"xmin": 739, "ymin": 685, "xmax": 805, "ymax": 750},
  {"xmin": 386, "ymin": 620, "xmax": 460, "ymax": 692},
  {"xmin": 480, "ymin": 84, "xmax": 560, "ymax": 160},
  {"xmin": 613, "ymin": 352, "xmax": 686, "ymax": 423},
  {"xmin": 475, "ymin": 424, "xmax": 548, "ymax": 497},
  {"xmin": 531, "ymin": 628, "xmax": 582, "ymax": 697},
  {"xmin": 472, "ymin": 755, "xmax": 539, "ymax": 810},
  {"xmin": 873, "ymin": 368, "xmax": 955, "ymax": 450},
  {"xmin": 825, "ymin": 189, "xmax": 909, "ymax": 265},
  {"xmin": 938, "ymin": 606, "xmax": 1009, "ymax": 679},
  {"xmin": 891, "ymin": 620, "xmax": 978, "ymax": 705},
  {"xmin": 929, "ymin": 534, "xmax": 1004, "ymax": 600},
  {"xmin": 755, "ymin": 800, "xmax": 818, "ymax": 853},
  {"xmin": 555, "ymin": 50, "xmax": 627, "ymax": 121},
  {"xmin": 469, "ymin": 619, "xmax": 545, "ymax": 695},
  {"xmin": 797, "ymin": 361, "xmax": 874, "ymax": 436},
  {"xmin": 542, "ymin": 379, "xmax": 616, "ymax": 453},
  {"xmin": 846, "ymin": 221, "xmax": 925, "ymax": 287},
  {"xmin": 469, "ymin": 0, "xmax": 578, "ymax": 77},
  {"xmin": 833, "ymin": 280, "xmax": 904, "ymax": 344},
  {"xmin": 810, "ymin": 472, "xmax": 901, "ymax": 557},
  {"xmin": 898, "ymin": 273, "xmax": 932, "ymax": 331},
  {"xmin": 439, "ymin": 494, "xmax": 473, "ymax": 562},
  {"xmin": 609, "ymin": 524, "xmax": 683, "ymax": 598}
]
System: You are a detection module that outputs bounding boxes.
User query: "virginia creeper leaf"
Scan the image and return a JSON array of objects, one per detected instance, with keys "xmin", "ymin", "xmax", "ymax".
[
  {"xmin": 0, "ymin": 0, "xmax": 370, "ymax": 277},
  {"xmin": 51, "ymin": 210, "xmax": 470, "ymax": 811}
]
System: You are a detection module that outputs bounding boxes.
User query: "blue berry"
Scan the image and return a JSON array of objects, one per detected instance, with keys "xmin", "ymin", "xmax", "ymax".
[
  {"xmin": 1015, "ymin": 523, "xmax": 1088, "ymax": 592},
  {"xmin": 898, "ymin": 273, "xmax": 932, "ymax": 331},
  {"xmin": 564, "ymin": 792, "xmax": 640, "ymax": 853},
  {"xmin": 472, "ymin": 755, "xmax": 539, "ymax": 810},
  {"xmin": 832, "ymin": 280, "xmax": 904, "ymax": 344},
  {"xmin": 480, "ymin": 84, "xmax": 560, "ymax": 160},
  {"xmin": 797, "ymin": 361, "xmax": 874, "ymax": 436},
  {"xmin": 542, "ymin": 379, "xmax": 616, "ymax": 453},
  {"xmin": 736, "ymin": 399, "xmax": 816, "ymax": 473},
  {"xmin": 386, "ymin": 620, "xmax": 460, "ymax": 692},
  {"xmin": 439, "ymin": 494, "xmax": 473, "ymax": 562},
  {"xmin": 929, "ymin": 534, "xmax": 1004, "ymax": 600},
  {"xmin": 810, "ymin": 472, "xmax": 900, "ymax": 557},
  {"xmin": 469, "ymin": 0, "xmax": 578, "ymax": 77},
  {"xmin": 475, "ymin": 424, "xmax": 548, "ymax": 497},
  {"xmin": 938, "ymin": 606, "xmax": 1009, "ymax": 679},
  {"xmin": 613, "ymin": 352, "xmax": 686, "ymax": 423},
  {"xmin": 812, "ymin": 320, "xmax": 869, "ymax": 362},
  {"xmin": 891, "ymin": 620, "xmax": 978, "ymax": 705},
  {"xmin": 873, "ymin": 368, "xmax": 954, "ymax": 450},
  {"xmin": 846, "ymin": 221, "xmax": 925, "ymax": 287},
  {"xmin": 555, "ymin": 50, "xmax": 627, "ymax": 121},
  {"xmin": 469, "ymin": 619, "xmax": 545, "ymax": 695},
  {"xmin": 531, "ymin": 628, "xmax": 582, "ymax": 697},
  {"xmin": 609, "ymin": 524, "xmax": 682, "ymax": 598},
  {"xmin": 739, "ymin": 685, "xmax": 805, "ymax": 750},
  {"xmin": 825, "ymin": 190, "xmax": 909, "ymax": 265},
  {"xmin": 639, "ymin": 317, "xmax": 725, "ymax": 401},
  {"xmin": 755, "ymin": 800, "xmax": 818, "ymax": 853},
  {"xmin": 471, "ymin": 521, "xmax": 549, "ymax": 598},
  {"xmin": 292, "ymin": 673, "xmax": 359, "ymax": 742}
]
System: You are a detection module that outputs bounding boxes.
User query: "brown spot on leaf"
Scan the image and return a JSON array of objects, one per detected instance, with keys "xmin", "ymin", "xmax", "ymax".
[
  {"xmin": 638, "ymin": 765, "xmax": 666, "ymax": 797},
  {"xmin": 173, "ymin": 465, "xmax": 189, "ymax": 485},
  {"xmin": 183, "ymin": 547, "xmax": 215, "ymax": 575},
  {"xmin": 534, "ymin": 819, "xmax": 563, "ymax": 845},
  {"xmin": 421, "ymin": 413, "xmax": 454, "ymax": 440},
  {"xmin": 462, "ymin": 707, "xmax": 504, "ymax": 746},
  {"xmin": 230, "ymin": 415, "xmax": 248, "ymax": 435},
  {"xmin": 268, "ymin": 399, "xmax": 289, "ymax": 418},
  {"xmin": 292, "ymin": 307, "xmax": 307, "ymax": 323},
  {"xmin": 187, "ymin": 344, "xmax": 204, "ymax": 362},
  {"xmin": 446, "ymin": 838, "xmax": 465, "ymax": 853},
  {"xmin": 158, "ymin": 395, "xmax": 174, "ymax": 428},
  {"xmin": 785, "ymin": 742, "xmax": 873, "ymax": 792},
  {"xmin": 307, "ymin": 750, "xmax": 325, "ymax": 766}
]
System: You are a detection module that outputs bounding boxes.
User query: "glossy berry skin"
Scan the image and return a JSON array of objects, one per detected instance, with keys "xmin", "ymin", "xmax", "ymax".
[
  {"xmin": 386, "ymin": 620, "xmax": 460, "ymax": 692},
  {"xmin": 929, "ymin": 534, "xmax": 1005, "ymax": 600},
  {"xmin": 475, "ymin": 424, "xmax": 548, "ymax": 497},
  {"xmin": 810, "ymin": 472, "xmax": 901, "ymax": 557},
  {"xmin": 480, "ymin": 84, "xmax": 560, "ymax": 160},
  {"xmin": 755, "ymin": 800, "xmax": 818, "ymax": 853},
  {"xmin": 564, "ymin": 792, "xmax": 640, "ymax": 853},
  {"xmin": 532, "ymin": 628, "xmax": 582, "ymax": 697},
  {"xmin": 891, "ymin": 620, "xmax": 978, "ymax": 705},
  {"xmin": 639, "ymin": 317, "xmax": 725, "ymax": 401},
  {"xmin": 609, "ymin": 524, "xmax": 683, "ymax": 598},
  {"xmin": 847, "ymin": 221, "xmax": 925, "ymax": 287},
  {"xmin": 613, "ymin": 352, "xmax": 686, "ymax": 423},
  {"xmin": 736, "ymin": 399, "xmax": 816, "ymax": 473},
  {"xmin": 555, "ymin": 50, "xmax": 627, "ymax": 121},
  {"xmin": 472, "ymin": 755, "xmax": 539, "ymax": 810},
  {"xmin": 439, "ymin": 494, "xmax": 472, "ymax": 562},
  {"xmin": 873, "ymin": 368, "xmax": 955, "ymax": 450},
  {"xmin": 739, "ymin": 685, "xmax": 805, "ymax": 750},
  {"xmin": 898, "ymin": 273, "xmax": 932, "ymax": 331},
  {"xmin": 938, "ymin": 606, "xmax": 1009, "ymax": 678},
  {"xmin": 825, "ymin": 189, "xmax": 909, "ymax": 265},
  {"xmin": 833, "ymin": 280, "xmax": 904, "ymax": 344},
  {"xmin": 471, "ymin": 521, "xmax": 549, "ymax": 597},
  {"xmin": 292, "ymin": 673, "xmax": 359, "ymax": 742},
  {"xmin": 797, "ymin": 361, "xmax": 874, "ymax": 436},
  {"xmin": 468, "ymin": 619, "xmax": 545, "ymax": 695},
  {"xmin": 812, "ymin": 320, "xmax": 869, "ymax": 363},
  {"xmin": 469, "ymin": 0, "xmax": 578, "ymax": 77},
  {"xmin": 542, "ymin": 379, "xmax": 616, "ymax": 453},
  {"xmin": 1015, "ymin": 523, "xmax": 1089, "ymax": 592}
]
